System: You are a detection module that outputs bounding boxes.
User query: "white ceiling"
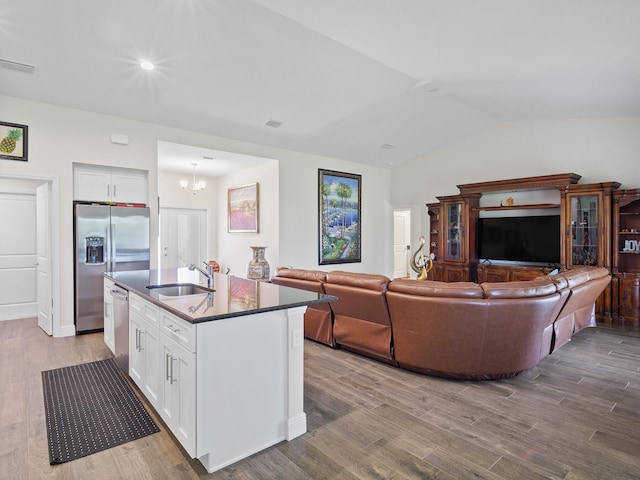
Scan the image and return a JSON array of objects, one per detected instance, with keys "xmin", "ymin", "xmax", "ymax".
[
  {"xmin": 1, "ymin": 0, "xmax": 639, "ymax": 171},
  {"xmin": 157, "ymin": 141, "xmax": 273, "ymax": 177}
]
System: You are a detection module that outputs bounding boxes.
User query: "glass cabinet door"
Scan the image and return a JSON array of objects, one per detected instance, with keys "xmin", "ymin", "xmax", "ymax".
[
  {"xmin": 445, "ymin": 203, "xmax": 462, "ymax": 260},
  {"xmin": 569, "ymin": 195, "xmax": 599, "ymax": 266}
]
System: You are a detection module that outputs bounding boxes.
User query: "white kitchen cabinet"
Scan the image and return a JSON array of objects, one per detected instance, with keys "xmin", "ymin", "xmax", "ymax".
[
  {"xmin": 123, "ymin": 289, "xmax": 307, "ymax": 474},
  {"xmin": 129, "ymin": 298, "xmax": 161, "ymax": 410},
  {"xmin": 141, "ymin": 318, "xmax": 161, "ymax": 409},
  {"xmin": 160, "ymin": 332, "xmax": 196, "ymax": 456},
  {"xmin": 103, "ymin": 279, "xmax": 115, "ymax": 354},
  {"xmin": 74, "ymin": 164, "xmax": 147, "ymax": 204},
  {"xmin": 129, "ymin": 293, "xmax": 195, "ymax": 453},
  {"xmin": 129, "ymin": 313, "xmax": 145, "ymax": 386}
]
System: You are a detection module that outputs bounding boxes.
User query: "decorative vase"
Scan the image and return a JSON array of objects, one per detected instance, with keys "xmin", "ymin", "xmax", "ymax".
[{"xmin": 247, "ymin": 246, "xmax": 270, "ymax": 281}]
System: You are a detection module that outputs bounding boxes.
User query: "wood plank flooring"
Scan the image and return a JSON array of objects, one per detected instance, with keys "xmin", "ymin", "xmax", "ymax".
[{"xmin": 1, "ymin": 317, "xmax": 639, "ymax": 479}]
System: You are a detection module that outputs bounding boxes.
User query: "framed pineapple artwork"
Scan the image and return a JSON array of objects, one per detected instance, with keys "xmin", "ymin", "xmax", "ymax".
[{"xmin": 0, "ymin": 121, "xmax": 28, "ymax": 161}]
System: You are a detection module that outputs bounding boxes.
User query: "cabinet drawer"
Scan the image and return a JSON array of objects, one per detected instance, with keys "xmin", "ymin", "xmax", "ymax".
[
  {"xmin": 160, "ymin": 310, "xmax": 196, "ymax": 353},
  {"xmin": 130, "ymin": 293, "xmax": 160, "ymax": 327}
]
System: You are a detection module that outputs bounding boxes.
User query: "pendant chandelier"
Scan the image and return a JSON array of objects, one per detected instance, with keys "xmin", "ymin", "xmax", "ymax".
[{"xmin": 180, "ymin": 162, "xmax": 206, "ymax": 195}]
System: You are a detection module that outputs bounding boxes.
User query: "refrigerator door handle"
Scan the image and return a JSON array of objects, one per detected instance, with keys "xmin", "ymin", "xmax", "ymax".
[{"xmin": 110, "ymin": 223, "xmax": 116, "ymax": 271}]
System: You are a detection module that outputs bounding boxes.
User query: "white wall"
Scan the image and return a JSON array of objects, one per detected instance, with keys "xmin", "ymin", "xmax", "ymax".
[
  {"xmin": 0, "ymin": 95, "xmax": 394, "ymax": 335},
  {"xmin": 216, "ymin": 161, "xmax": 279, "ymax": 276},
  {"xmin": 392, "ymin": 117, "xmax": 640, "ymax": 243},
  {"xmin": 279, "ymin": 157, "xmax": 393, "ymax": 275}
]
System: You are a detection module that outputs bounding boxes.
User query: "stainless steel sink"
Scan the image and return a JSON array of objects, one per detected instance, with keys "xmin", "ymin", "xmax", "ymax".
[{"xmin": 147, "ymin": 283, "xmax": 213, "ymax": 296}]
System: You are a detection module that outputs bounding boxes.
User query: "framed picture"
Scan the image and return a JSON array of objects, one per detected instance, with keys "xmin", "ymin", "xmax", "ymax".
[
  {"xmin": 228, "ymin": 182, "xmax": 259, "ymax": 233},
  {"xmin": 318, "ymin": 169, "xmax": 361, "ymax": 264},
  {"xmin": 0, "ymin": 121, "xmax": 28, "ymax": 161}
]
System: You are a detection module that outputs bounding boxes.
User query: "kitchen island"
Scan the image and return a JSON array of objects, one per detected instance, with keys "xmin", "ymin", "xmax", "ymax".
[{"xmin": 105, "ymin": 268, "xmax": 334, "ymax": 474}]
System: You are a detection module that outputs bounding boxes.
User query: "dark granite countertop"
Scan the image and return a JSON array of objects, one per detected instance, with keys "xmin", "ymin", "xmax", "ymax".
[{"xmin": 105, "ymin": 268, "xmax": 335, "ymax": 324}]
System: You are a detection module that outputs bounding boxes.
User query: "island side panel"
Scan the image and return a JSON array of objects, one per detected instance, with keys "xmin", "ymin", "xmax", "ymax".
[
  {"xmin": 196, "ymin": 309, "xmax": 294, "ymax": 473},
  {"xmin": 286, "ymin": 305, "xmax": 307, "ymax": 440}
]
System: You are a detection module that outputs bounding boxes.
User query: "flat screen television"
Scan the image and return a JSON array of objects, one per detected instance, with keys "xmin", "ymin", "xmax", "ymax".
[{"xmin": 477, "ymin": 215, "xmax": 561, "ymax": 264}]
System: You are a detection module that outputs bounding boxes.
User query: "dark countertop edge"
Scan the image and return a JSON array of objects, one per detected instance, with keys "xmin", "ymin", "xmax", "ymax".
[
  {"xmin": 189, "ymin": 296, "xmax": 337, "ymax": 324},
  {"xmin": 107, "ymin": 274, "xmax": 336, "ymax": 324}
]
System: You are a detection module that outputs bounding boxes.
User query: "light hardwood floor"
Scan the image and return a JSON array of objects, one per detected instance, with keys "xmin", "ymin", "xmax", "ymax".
[{"xmin": 1, "ymin": 317, "xmax": 639, "ymax": 479}]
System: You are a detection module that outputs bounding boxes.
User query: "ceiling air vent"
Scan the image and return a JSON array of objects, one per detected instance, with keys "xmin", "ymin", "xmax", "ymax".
[
  {"xmin": 0, "ymin": 58, "xmax": 37, "ymax": 74},
  {"xmin": 265, "ymin": 119, "xmax": 282, "ymax": 128}
]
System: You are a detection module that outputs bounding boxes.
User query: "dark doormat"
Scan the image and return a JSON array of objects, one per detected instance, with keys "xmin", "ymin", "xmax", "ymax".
[{"xmin": 42, "ymin": 358, "xmax": 160, "ymax": 465}]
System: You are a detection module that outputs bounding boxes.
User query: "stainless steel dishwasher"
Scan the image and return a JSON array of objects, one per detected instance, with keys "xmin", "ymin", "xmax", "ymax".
[{"xmin": 110, "ymin": 286, "xmax": 129, "ymax": 372}]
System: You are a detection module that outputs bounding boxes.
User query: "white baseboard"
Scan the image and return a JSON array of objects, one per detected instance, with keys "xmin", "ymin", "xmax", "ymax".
[
  {"xmin": 54, "ymin": 323, "xmax": 77, "ymax": 338},
  {"xmin": 0, "ymin": 304, "xmax": 37, "ymax": 321},
  {"xmin": 286, "ymin": 412, "xmax": 307, "ymax": 441}
]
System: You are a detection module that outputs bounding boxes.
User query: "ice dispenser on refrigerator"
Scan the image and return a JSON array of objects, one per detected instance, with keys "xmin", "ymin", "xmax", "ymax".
[{"xmin": 85, "ymin": 236, "xmax": 104, "ymax": 264}]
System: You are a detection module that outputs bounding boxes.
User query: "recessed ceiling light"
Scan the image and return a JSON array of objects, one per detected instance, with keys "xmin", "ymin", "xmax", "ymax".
[
  {"xmin": 265, "ymin": 119, "xmax": 282, "ymax": 128},
  {"xmin": 139, "ymin": 60, "xmax": 154, "ymax": 71},
  {"xmin": 381, "ymin": 144, "xmax": 394, "ymax": 149}
]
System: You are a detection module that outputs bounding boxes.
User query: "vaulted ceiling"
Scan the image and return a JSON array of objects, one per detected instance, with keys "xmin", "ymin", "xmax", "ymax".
[{"xmin": 2, "ymin": 0, "xmax": 639, "ymax": 170}]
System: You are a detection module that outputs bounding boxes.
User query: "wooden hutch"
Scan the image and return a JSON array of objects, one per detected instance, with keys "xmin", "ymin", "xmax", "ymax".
[
  {"xmin": 612, "ymin": 189, "xmax": 640, "ymax": 328},
  {"xmin": 426, "ymin": 173, "xmax": 625, "ymax": 323}
]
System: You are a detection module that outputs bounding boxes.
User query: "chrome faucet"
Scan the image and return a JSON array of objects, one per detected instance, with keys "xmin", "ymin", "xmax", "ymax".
[{"xmin": 189, "ymin": 261, "xmax": 214, "ymax": 289}]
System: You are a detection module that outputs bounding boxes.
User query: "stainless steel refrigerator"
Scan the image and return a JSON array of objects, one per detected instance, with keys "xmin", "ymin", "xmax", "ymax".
[{"xmin": 74, "ymin": 203, "xmax": 150, "ymax": 333}]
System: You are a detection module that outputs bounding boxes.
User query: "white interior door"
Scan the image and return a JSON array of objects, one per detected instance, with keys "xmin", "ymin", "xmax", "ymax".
[
  {"xmin": 393, "ymin": 209, "xmax": 411, "ymax": 279},
  {"xmin": 0, "ymin": 191, "xmax": 37, "ymax": 321},
  {"xmin": 160, "ymin": 208, "xmax": 207, "ymax": 269},
  {"xmin": 37, "ymin": 183, "xmax": 52, "ymax": 335}
]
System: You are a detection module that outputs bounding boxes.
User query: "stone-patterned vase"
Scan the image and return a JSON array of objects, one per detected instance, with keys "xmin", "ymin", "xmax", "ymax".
[{"xmin": 247, "ymin": 246, "xmax": 270, "ymax": 281}]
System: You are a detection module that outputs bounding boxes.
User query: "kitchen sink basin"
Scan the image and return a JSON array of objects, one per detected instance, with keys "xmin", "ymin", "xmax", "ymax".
[{"xmin": 147, "ymin": 283, "xmax": 214, "ymax": 296}]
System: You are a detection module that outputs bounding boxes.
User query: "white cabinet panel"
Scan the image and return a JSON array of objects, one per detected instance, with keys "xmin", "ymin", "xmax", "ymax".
[
  {"xmin": 74, "ymin": 169, "xmax": 111, "ymax": 202},
  {"xmin": 129, "ymin": 293, "xmax": 161, "ymax": 410},
  {"xmin": 129, "ymin": 313, "xmax": 145, "ymax": 387},
  {"xmin": 103, "ymin": 279, "xmax": 115, "ymax": 353},
  {"xmin": 130, "ymin": 292, "xmax": 159, "ymax": 326},
  {"xmin": 141, "ymin": 320, "xmax": 161, "ymax": 409},
  {"xmin": 110, "ymin": 171, "xmax": 147, "ymax": 203},
  {"xmin": 160, "ymin": 335, "xmax": 196, "ymax": 456},
  {"xmin": 160, "ymin": 309, "xmax": 195, "ymax": 353},
  {"xmin": 129, "ymin": 294, "xmax": 196, "ymax": 457},
  {"xmin": 74, "ymin": 165, "xmax": 147, "ymax": 204}
]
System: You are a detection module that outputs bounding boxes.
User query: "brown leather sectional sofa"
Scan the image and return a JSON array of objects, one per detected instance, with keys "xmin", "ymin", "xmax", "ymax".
[
  {"xmin": 269, "ymin": 268, "xmax": 335, "ymax": 346},
  {"xmin": 271, "ymin": 266, "xmax": 610, "ymax": 380}
]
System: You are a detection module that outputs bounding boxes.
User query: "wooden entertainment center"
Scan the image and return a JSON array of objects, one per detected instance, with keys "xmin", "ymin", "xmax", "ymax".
[{"xmin": 426, "ymin": 173, "xmax": 639, "ymax": 326}]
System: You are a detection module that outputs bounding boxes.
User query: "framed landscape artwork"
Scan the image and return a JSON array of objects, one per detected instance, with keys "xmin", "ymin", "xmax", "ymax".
[
  {"xmin": 318, "ymin": 169, "xmax": 362, "ymax": 265},
  {"xmin": 0, "ymin": 121, "xmax": 28, "ymax": 161},
  {"xmin": 228, "ymin": 182, "xmax": 259, "ymax": 233}
]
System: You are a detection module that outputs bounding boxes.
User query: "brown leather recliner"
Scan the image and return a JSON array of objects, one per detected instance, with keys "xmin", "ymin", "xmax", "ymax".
[
  {"xmin": 271, "ymin": 268, "xmax": 335, "ymax": 346},
  {"xmin": 546, "ymin": 267, "xmax": 611, "ymax": 352},
  {"xmin": 324, "ymin": 271, "xmax": 396, "ymax": 364},
  {"xmin": 386, "ymin": 278, "xmax": 567, "ymax": 379}
]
